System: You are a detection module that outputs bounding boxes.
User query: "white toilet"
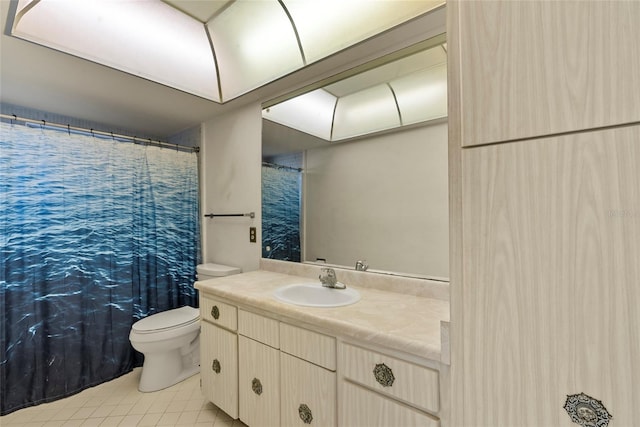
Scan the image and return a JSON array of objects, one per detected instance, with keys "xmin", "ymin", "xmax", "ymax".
[{"xmin": 129, "ymin": 263, "xmax": 241, "ymax": 392}]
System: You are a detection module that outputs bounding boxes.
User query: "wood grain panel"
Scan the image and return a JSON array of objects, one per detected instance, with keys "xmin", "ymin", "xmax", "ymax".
[
  {"xmin": 280, "ymin": 323, "xmax": 336, "ymax": 371},
  {"xmin": 339, "ymin": 342, "xmax": 439, "ymax": 414},
  {"xmin": 200, "ymin": 295, "xmax": 237, "ymax": 331},
  {"xmin": 238, "ymin": 336, "xmax": 280, "ymax": 427},
  {"xmin": 462, "ymin": 126, "xmax": 640, "ymax": 426},
  {"xmin": 280, "ymin": 352, "xmax": 336, "ymax": 427},
  {"xmin": 238, "ymin": 309, "xmax": 279, "ymax": 348},
  {"xmin": 339, "ymin": 380, "xmax": 440, "ymax": 427},
  {"xmin": 457, "ymin": 0, "xmax": 640, "ymax": 146},
  {"xmin": 446, "ymin": 1, "xmax": 464, "ymax": 425},
  {"xmin": 200, "ymin": 322, "xmax": 238, "ymax": 419}
]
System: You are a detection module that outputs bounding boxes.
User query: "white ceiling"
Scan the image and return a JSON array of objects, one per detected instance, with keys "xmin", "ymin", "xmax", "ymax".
[{"xmin": 0, "ymin": 1, "xmax": 446, "ymax": 140}]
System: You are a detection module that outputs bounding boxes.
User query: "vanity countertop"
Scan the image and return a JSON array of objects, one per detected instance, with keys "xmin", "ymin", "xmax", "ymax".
[{"xmin": 195, "ymin": 270, "xmax": 449, "ymax": 363}]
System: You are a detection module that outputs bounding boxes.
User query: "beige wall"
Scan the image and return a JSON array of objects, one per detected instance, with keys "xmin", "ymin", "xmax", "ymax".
[
  {"xmin": 200, "ymin": 103, "xmax": 262, "ymax": 273},
  {"xmin": 304, "ymin": 122, "xmax": 449, "ymax": 278}
]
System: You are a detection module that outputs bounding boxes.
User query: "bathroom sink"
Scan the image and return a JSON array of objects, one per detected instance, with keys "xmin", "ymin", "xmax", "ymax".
[{"xmin": 273, "ymin": 283, "xmax": 361, "ymax": 307}]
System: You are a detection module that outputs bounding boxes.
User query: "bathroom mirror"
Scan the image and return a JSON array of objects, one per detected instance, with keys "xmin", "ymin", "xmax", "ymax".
[{"xmin": 261, "ymin": 36, "xmax": 449, "ymax": 280}]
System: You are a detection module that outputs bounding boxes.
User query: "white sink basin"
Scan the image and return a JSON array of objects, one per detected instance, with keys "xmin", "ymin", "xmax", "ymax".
[{"xmin": 273, "ymin": 283, "xmax": 361, "ymax": 307}]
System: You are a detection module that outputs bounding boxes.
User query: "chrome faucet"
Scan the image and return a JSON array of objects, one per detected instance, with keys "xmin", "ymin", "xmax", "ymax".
[
  {"xmin": 355, "ymin": 260, "xmax": 368, "ymax": 271},
  {"xmin": 319, "ymin": 268, "xmax": 346, "ymax": 289}
]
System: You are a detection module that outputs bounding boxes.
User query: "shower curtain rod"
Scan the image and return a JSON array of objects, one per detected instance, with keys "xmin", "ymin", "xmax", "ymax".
[
  {"xmin": 262, "ymin": 161, "xmax": 303, "ymax": 172},
  {"xmin": 0, "ymin": 113, "xmax": 199, "ymax": 153}
]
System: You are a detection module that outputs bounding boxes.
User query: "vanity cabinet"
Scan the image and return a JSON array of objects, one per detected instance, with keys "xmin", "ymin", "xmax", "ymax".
[
  {"xmin": 199, "ymin": 291, "xmax": 442, "ymax": 426},
  {"xmin": 238, "ymin": 335, "xmax": 280, "ymax": 426},
  {"xmin": 280, "ymin": 323, "xmax": 337, "ymax": 427},
  {"xmin": 339, "ymin": 342, "xmax": 441, "ymax": 427},
  {"xmin": 280, "ymin": 323, "xmax": 336, "ymax": 370},
  {"xmin": 200, "ymin": 320, "xmax": 238, "ymax": 419},
  {"xmin": 340, "ymin": 381, "xmax": 439, "ymax": 427},
  {"xmin": 237, "ymin": 310, "xmax": 337, "ymax": 427},
  {"xmin": 200, "ymin": 296, "xmax": 237, "ymax": 330},
  {"xmin": 238, "ymin": 310, "xmax": 280, "ymax": 427},
  {"xmin": 281, "ymin": 352, "xmax": 336, "ymax": 426}
]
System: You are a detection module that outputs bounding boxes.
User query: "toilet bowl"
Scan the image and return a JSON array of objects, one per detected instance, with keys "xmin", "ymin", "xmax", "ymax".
[
  {"xmin": 129, "ymin": 306, "xmax": 201, "ymax": 392},
  {"xmin": 129, "ymin": 263, "xmax": 241, "ymax": 392}
]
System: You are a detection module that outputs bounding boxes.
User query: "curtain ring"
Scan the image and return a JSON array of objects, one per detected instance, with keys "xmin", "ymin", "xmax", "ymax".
[
  {"xmin": 90, "ymin": 128, "xmax": 94, "ymax": 137},
  {"xmin": 41, "ymin": 119, "xmax": 46, "ymax": 129},
  {"xmin": 67, "ymin": 124, "xmax": 71, "ymax": 136},
  {"xmin": 111, "ymin": 131, "xmax": 115, "ymax": 141},
  {"xmin": 11, "ymin": 114, "xmax": 17, "ymax": 125}
]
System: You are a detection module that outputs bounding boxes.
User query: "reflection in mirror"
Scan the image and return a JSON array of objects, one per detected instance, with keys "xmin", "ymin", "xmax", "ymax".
[{"xmin": 262, "ymin": 39, "xmax": 448, "ymax": 280}]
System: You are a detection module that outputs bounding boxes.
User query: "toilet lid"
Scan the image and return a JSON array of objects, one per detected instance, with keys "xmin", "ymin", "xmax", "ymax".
[{"xmin": 132, "ymin": 306, "xmax": 199, "ymax": 333}]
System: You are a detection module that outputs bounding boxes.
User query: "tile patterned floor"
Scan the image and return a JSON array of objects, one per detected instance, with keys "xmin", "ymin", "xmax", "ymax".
[{"xmin": 0, "ymin": 368, "xmax": 247, "ymax": 427}]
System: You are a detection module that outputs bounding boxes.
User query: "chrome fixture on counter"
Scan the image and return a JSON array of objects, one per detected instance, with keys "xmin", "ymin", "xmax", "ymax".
[
  {"xmin": 319, "ymin": 268, "xmax": 346, "ymax": 289},
  {"xmin": 355, "ymin": 260, "xmax": 369, "ymax": 271}
]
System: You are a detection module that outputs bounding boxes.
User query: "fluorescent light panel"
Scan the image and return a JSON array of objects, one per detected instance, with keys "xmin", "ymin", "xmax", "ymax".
[
  {"xmin": 207, "ymin": 0, "xmax": 304, "ymax": 101},
  {"xmin": 332, "ymin": 85, "xmax": 401, "ymax": 140},
  {"xmin": 263, "ymin": 90, "xmax": 336, "ymax": 141},
  {"xmin": 10, "ymin": 0, "xmax": 444, "ymax": 103},
  {"xmin": 12, "ymin": 0, "xmax": 219, "ymax": 101},
  {"xmin": 282, "ymin": 0, "xmax": 443, "ymax": 64},
  {"xmin": 262, "ymin": 43, "xmax": 447, "ymax": 142},
  {"xmin": 391, "ymin": 64, "xmax": 448, "ymax": 125}
]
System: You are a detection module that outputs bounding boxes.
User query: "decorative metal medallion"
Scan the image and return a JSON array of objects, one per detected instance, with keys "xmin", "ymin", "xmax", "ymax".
[
  {"xmin": 564, "ymin": 393, "xmax": 612, "ymax": 427},
  {"xmin": 212, "ymin": 359, "xmax": 221, "ymax": 374},
  {"xmin": 252, "ymin": 378, "xmax": 263, "ymax": 395},
  {"xmin": 373, "ymin": 363, "xmax": 395, "ymax": 387},
  {"xmin": 298, "ymin": 403, "xmax": 313, "ymax": 424},
  {"xmin": 211, "ymin": 305, "xmax": 220, "ymax": 320}
]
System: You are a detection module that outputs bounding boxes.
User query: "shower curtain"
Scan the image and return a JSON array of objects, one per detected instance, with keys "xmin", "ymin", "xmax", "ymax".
[
  {"xmin": 262, "ymin": 163, "xmax": 301, "ymax": 262},
  {"xmin": 0, "ymin": 121, "xmax": 200, "ymax": 415}
]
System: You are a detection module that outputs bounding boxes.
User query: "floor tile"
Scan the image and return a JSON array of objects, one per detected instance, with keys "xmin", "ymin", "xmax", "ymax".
[{"xmin": 1, "ymin": 369, "xmax": 247, "ymax": 427}]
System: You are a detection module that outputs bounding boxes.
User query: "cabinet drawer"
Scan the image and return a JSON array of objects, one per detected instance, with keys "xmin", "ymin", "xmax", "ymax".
[
  {"xmin": 339, "ymin": 342, "xmax": 439, "ymax": 414},
  {"xmin": 340, "ymin": 380, "xmax": 440, "ymax": 427},
  {"xmin": 200, "ymin": 322, "xmax": 238, "ymax": 419},
  {"xmin": 239, "ymin": 336, "xmax": 280, "ymax": 427},
  {"xmin": 238, "ymin": 310, "xmax": 279, "ymax": 348},
  {"xmin": 280, "ymin": 323, "xmax": 336, "ymax": 371},
  {"xmin": 281, "ymin": 352, "xmax": 336, "ymax": 427},
  {"xmin": 200, "ymin": 295, "xmax": 237, "ymax": 331}
]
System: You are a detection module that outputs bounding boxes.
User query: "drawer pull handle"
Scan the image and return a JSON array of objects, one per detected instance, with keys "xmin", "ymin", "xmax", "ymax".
[
  {"xmin": 373, "ymin": 363, "xmax": 395, "ymax": 387},
  {"xmin": 298, "ymin": 403, "xmax": 313, "ymax": 424},
  {"xmin": 252, "ymin": 378, "xmax": 263, "ymax": 395},
  {"xmin": 211, "ymin": 305, "xmax": 220, "ymax": 319},
  {"xmin": 564, "ymin": 393, "xmax": 612, "ymax": 427},
  {"xmin": 212, "ymin": 359, "xmax": 221, "ymax": 374}
]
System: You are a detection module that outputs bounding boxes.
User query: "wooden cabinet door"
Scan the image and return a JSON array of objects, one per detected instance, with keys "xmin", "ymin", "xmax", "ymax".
[
  {"xmin": 280, "ymin": 352, "xmax": 336, "ymax": 427},
  {"xmin": 340, "ymin": 380, "xmax": 440, "ymax": 427},
  {"xmin": 461, "ymin": 126, "xmax": 640, "ymax": 426},
  {"xmin": 200, "ymin": 321, "xmax": 238, "ymax": 419},
  {"xmin": 453, "ymin": 0, "xmax": 640, "ymax": 146},
  {"xmin": 339, "ymin": 342, "xmax": 440, "ymax": 414},
  {"xmin": 238, "ymin": 336, "xmax": 280, "ymax": 427}
]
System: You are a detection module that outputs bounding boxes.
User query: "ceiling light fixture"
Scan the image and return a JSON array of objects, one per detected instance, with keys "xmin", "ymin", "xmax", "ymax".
[{"xmin": 10, "ymin": 0, "xmax": 444, "ymax": 103}]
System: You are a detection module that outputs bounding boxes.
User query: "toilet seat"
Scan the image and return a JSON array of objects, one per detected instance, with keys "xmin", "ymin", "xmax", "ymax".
[{"xmin": 132, "ymin": 306, "xmax": 199, "ymax": 334}]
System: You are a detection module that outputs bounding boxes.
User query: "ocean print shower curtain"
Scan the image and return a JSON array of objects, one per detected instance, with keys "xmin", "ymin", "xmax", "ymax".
[
  {"xmin": 0, "ymin": 121, "xmax": 199, "ymax": 415},
  {"xmin": 262, "ymin": 163, "xmax": 301, "ymax": 262}
]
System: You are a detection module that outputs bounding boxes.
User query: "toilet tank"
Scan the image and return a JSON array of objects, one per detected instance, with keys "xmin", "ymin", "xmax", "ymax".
[{"xmin": 196, "ymin": 263, "xmax": 241, "ymax": 281}]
